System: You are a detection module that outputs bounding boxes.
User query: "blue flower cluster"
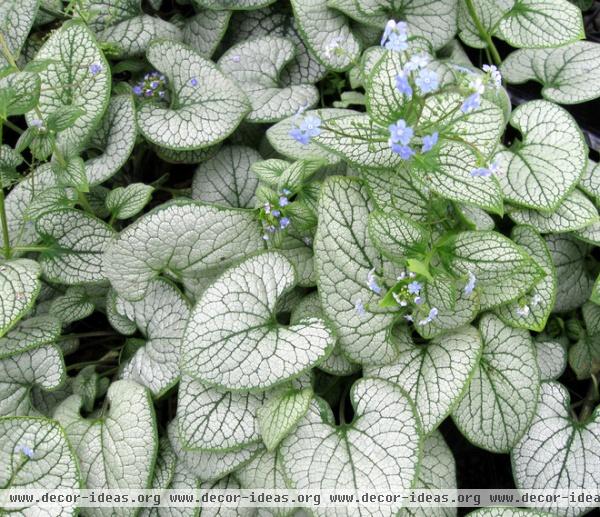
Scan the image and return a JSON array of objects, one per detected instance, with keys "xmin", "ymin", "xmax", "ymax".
[
  {"xmin": 261, "ymin": 189, "xmax": 292, "ymax": 241},
  {"xmin": 132, "ymin": 71, "xmax": 168, "ymax": 100},
  {"xmin": 289, "ymin": 114, "xmax": 322, "ymax": 145}
]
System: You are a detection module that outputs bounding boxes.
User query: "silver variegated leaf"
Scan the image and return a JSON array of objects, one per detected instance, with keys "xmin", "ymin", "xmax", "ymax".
[
  {"xmin": 0, "ymin": 344, "xmax": 65, "ymax": 417},
  {"xmin": 137, "ymin": 40, "xmax": 250, "ymax": 151},
  {"xmin": 181, "ymin": 252, "xmax": 334, "ymax": 391},
  {"xmin": 512, "ymin": 381, "xmax": 600, "ymax": 517},
  {"xmin": 182, "ymin": 10, "xmax": 230, "ymax": 58},
  {"xmin": 28, "ymin": 21, "xmax": 111, "ymax": 153},
  {"xmin": 535, "ymin": 340, "xmax": 567, "ymax": 381},
  {"xmin": 0, "ymin": 416, "xmax": 80, "ymax": 515},
  {"xmin": 501, "ymin": 42, "xmax": 600, "ymax": 104},
  {"xmin": 177, "ymin": 376, "xmax": 265, "ymax": 452},
  {"xmin": 50, "ymin": 286, "xmax": 95, "ymax": 325},
  {"xmin": 0, "ymin": 315, "xmax": 61, "ymax": 359},
  {"xmin": 280, "ymin": 378, "xmax": 420, "ymax": 517},
  {"xmin": 84, "ymin": 95, "xmax": 137, "ymax": 186},
  {"xmin": 495, "ymin": 100, "xmax": 586, "ymax": 211},
  {"xmin": 218, "ymin": 37, "xmax": 319, "ymax": 123},
  {"xmin": 37, "ymin": 209, "xmax": 115, "ymax": 285},
  {"xmin": 0, "ymin": 0, "xmax": 38, "ymax": 69},
  {"xmin": 54, "ymin": 380, "xmax": 158, "ymax": 517},
  {"xmin": 494, "ymin": 226, "xmax": 556, "ymax": 332},
  {"xmin": 115, "ymin": 279, "xmax": 190, "ymax": 397},
  {"xmin": 192, "ymin": 146, "xmax": 260, "ymax": 208},
  {"xmin": 106, "ymin": 183, "xmax": 154, "ymax": 220},
  {"xmin": 452, "ymin": 314, "xmax": 539, "ymax": 453},
  {"xmin": 366, "ymin": 325, "xmax": 482, "ymax": 435},
  {"xmin": 315, "ymin": 177, "xmax": 397, "ymax": 365},
  {"xmin": 103, "ymin": 200, "xmax": 265, "ymax": 301},
  {"xmin": 0, "ymin": 259, "xmax": 41, "ymax": 337}
]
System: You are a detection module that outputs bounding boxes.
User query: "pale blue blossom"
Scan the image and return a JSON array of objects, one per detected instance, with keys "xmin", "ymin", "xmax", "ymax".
[
  {"xmin": 279, "ymin": 196, "xmax": 289, "ymax": 207},
  {"xmin": 289, "ymin": 115, "xmax": 321, "ymax": 145},
  {"xmin": 189, "ymin": 77, "xmax": 198, "ymax": 87},
  {"xmin": 389, "ymin": 119, "xmax": 413, "ymax": 145},
  {"xmin": 381, "ymin": 20, "xmax": 409, "ymax": 51},
  {"xmin": 471, "ymin": 166, "xmax": 492, "ymax": 178},
  {"xmin": 367, "ymin": 268, "xmax": 382, "ymax": 295},
  {"xmin": 407, "ymin": 281, "xmax": 422, "ymax": 294},
  {"xmin": 30, "ymin": 119, "xmax": 44, "ymax": 129},
  {"xmin": 419, "ymin": 307, "xmax": 438, "ymax": 325},
  {"xmin": 421, "ymin": 132, "xmax": 438, "ymax": 152},
  {"xmin": 395, "ymin": 70, "xmax": 413, "ymax": 96},
  {"xmin": 464, "ymin": 271, "xmax": 476, "ymax": 296},
  {"xmin": 406, "ymin": 53, "xmax": 430, "ymax": 71},
  {"xmin": 516, "ymin": 305, "xmax": 530, "ymax": 317},
  {"xmin": 414, "ymin": 296, "xmax": 423, "ymax": 305},
  {"xmin": 391, "ymin": 144, "xmax": 414, "ymax": 160},
  {"xmin": 271, "ymin": 209, "xmax": 281, "ymax": 217},
  {"xmin": 461, "ymin": 93, "xmax": 481, "ymax": 113},
  {"xmin": 415, "ymin": 68, "xmax": 439, "ymax": 93},
  {"xmin": 279, "ymin": 217, "xmax": 290, "ymax": 229}
]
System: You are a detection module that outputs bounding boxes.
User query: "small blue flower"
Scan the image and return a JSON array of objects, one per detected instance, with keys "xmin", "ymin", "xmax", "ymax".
[
  {"xmin": 414, "ymin": 296, "xmax": 423, "ymax": 305},
  {"xmin": 388, "ymin": 119, "xmax": 413, "ymax": 146},
  {"xmin": 89, "ymin": 63, "xmax": 102, "ymax": 75},
  {"xmin": 421, "ymin": 131, "xmax": 438, "ymax": 153},
  {"xmin": 289, "ymin": 115, "xmax": 321, "ymax": 145},
  {"xmin": 280, "ymin": 217, "xmax": 290, "ymax": 229},
  {"xmin": 189, "ymin": 77, "xmax": 198, "ymax": 87},
  {"xmin": 279, "ymin": 196, "xmax": 289, "ymax": 207},
  {"xmin": 133, "ymin": 85, "xmax": 143, "ymax": 96},
  {"xmin": 482, "ymin": 64, "xmax": 502, "ymax": 88},
  {"xmin": 461, "ymin": 93, "xmax": 481, "ymax": 113},
  {"xmin": 381, "ymin": 20, "xmax": 409, "ymax": 52},
  {"xmin": 30, "ymin": 119, "xmax": 43, "ymax": 129},
  {"xmin": 355, "ymin": 299, "xmax": 366, "ymax": 317},
  {"xmin": 464, "ymin": 271, "xmax": 476, "ymax": 296},
  {"xmin": 15, "ymin": 444, "xmax": 34, "ymax": 459},
  {"xmin": 419, "ymin": 307, "xmax": 439, "ymax": 325},
  {"xmin": 415, "ymin": 68, "xmax": 439, "ymax": 94},
  {"xmin": 158, "ymin": 91, "xmax": 166, "ymax": 98},
  {"xmin": 395, "ymin": 70, "xmax": 413, "ymax": 97},
  {"xmin": 406, "ymin": 53, "xmax": 430, "ymax": 71},
  {"xmin": 391, "ymin": 144, "xmax": 415, "ymax": 160},
  {"xmin": 471, "ymin": 167, "xmax": 492, "ymax": 178},
  {"xmin": 407, "ymin": 281, "xmax": 422, "ymax": 294},
  {"xmin": 145, "ymin": 89, "xmax": 153, "ymax": 97},
  {"xmin": 150, "ymin": 81, "xmax": 159, "ymax": 90},
  {"xmin": 271, "ymin": 209, "xmax": 281, "ymax": 217},
  {"xmin": 367, "ymin": 268, "xmax": 382, "ymax": 295}
]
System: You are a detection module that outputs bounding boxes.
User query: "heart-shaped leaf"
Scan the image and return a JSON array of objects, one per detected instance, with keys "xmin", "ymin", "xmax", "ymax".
[
  {"xmin": 494, "ymin": 226, "xmax": 556, "ymax": 332},
  {"xmin": 315, "ymin": 176, "xmax": 397, "ymax": 365},
  {"xmin": 258, "ymin": 386, "xmax": 313, "ymax": 451},
  {"xmin": 497, "ymin": 0, "xmax": 584, "ymax": 49},
  {"xmin": 367, "ymin": 325, "xmax": 482, "ymax": 434},
  {"xmin": 37, "ymin": 209, "xmax": 115, "ymax": 285},
  {"xmin": 535, "ymin": 339, "xmax": 567, "ymax": 381},
  {"xmin": 181, "ymin": 251, "xmax": 334, "ymax": 391},
  {"xmin": 103, "ymin": 200, "xmax": 265, "ymax": 301},
  {"xmin": 54, "ymin": 379, "xmax": 158, "ymax": 514},
  {"xmin": 84, "ymin": 95, "xmax": 137, "ymax": 186},
  {"xmin": 0, "ymin": 416, "xmax": 80, "ymax": 513},
  {"xmin": 495, "ymin": 100, "xmax": 586, "ymax": 211},
  {"xmin": 137, "ymin": 40, "xmax": 250, "ymax": 151},
  {"xmin": 501, "ymin": 42, "xmax": 600, "ymax": 104},
  {"xmin": 0, "ymin": 345, "xmax": 65, "ymax": 417},
  {"xmin": 27, "ymin": 21, "xmax": 111, "ymax": 153},
  {"xmin": 511, "ymin": 381, "xmax": 600, "ymax": 517},
  {"xmin": 280, "ymin": 378, "xmax": 420, "ymax": 515},
  {"xmin": 0, "ymin": 71, "xmax": 41, "ymax": 116},
  {"xmin": 115, "ymin": 278, "xmax": 190, "ymax": 397},
  {"xmin": 368, "ymin": 209, "xmax": 428, "ymax": 262},
  {"xmin": 452, "ymin": 314, "xmax": 539, "ymax": 453},
  {"xmin": 106, "ymin": 183, "xmax": 153, "ymax": 220},
  {"xmin": 218, "ymin": 36, "xmax": 319, "ymax": 123},
  {"xmin": 177, "ymin": 376, "xmax": 265, "ymax": 452},
  {"xmin": 192, "ymin": 145, "xmax": 260, "ymax": 208},
  {"xmin": 0, "ymin": 259, "xmax": 41, "ymax": 337}
]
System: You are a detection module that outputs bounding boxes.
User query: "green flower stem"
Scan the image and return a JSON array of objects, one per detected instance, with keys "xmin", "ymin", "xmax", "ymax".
[
  {"xmin": 77, "ymin": 190, "xmax": 94, "ymax": 213},
  {"xmin": 579, "ymin": 373, "xmax": 599, "ymax": 422},
  {"xmin": 464, "ymin": 0, "xmax": 502, "ymax": 66},
  {"xmin": 0, "ymin": 122, "xmax": 11, "ymax": 259},
  {"xmin": 3, "ymin": 119, "xmax": 24, "ymax": 135}
]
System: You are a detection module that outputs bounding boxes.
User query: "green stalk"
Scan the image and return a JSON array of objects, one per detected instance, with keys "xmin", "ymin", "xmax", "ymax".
[
  {"xmin": 0, "ymin": 122, "xmax": 11, "ymax": 259},
  {"xmin": 464, "ymin": 0, "xmax": 502, "ymax": 66}
]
